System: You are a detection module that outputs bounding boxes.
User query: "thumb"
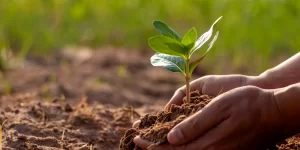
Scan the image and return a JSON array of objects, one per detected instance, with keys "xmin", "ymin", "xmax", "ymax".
[
  {"xmin": 164, "ymin": 87, "xmax": 186, "ymax": 110},
  {"xmin": 167, "ymin": 97, "xmax": 229, "ymax": 145},
  {"xmin": 165, "ymin": 78, "xmax": 208, "ymax": 110}
]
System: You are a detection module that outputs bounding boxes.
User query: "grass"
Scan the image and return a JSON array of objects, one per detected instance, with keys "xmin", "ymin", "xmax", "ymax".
[{"xmin": 0, "ymin": 0, "xmax": 300, "ymax": 74}]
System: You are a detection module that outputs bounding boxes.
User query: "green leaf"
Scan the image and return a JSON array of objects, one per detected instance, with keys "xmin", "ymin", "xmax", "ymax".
[
  {"xmin": 148, "ymin": 35, "xmax": 186, "ymax": 57},
  {"xmin": 151, "ymin": 53, "xmax": 185, "ymax": 73},
  {"xmin": 207, "ymin": 31, "xmax": 219, "ymax": 53},
  {"xmin": 153, "ymin": 21, "xmax": 182, "ymax": 41},
  {"xmin": 190, "ymin": 16, "xmax": 222, "ymax": 55},
  {"xmin": 189, "ymin": 31, "xmax": 219, "ymax": 74},
  {"xmin": 181, "ymin": 27, "xmax": 197, "ymax": 51}
]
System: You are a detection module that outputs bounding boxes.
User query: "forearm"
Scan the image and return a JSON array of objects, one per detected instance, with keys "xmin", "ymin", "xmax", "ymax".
[
  {"xmin": 251, "ymin": 52, "xmax": 300, "ymax": 89},
  {"xmin": 273, "ymin": 82, "xmax": 300, "ymax": 138}
]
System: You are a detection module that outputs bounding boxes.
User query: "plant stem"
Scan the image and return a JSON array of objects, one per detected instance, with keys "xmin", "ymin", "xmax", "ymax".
[{"xmin": 185, "ymin": 59, "xmax": 191, "ymax": 103}]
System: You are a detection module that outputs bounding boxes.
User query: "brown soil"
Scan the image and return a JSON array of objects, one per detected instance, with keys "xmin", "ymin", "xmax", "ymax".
[
  {"xmin": 120, "ymin": 91, "xmax": 210, "ymax": 150},
  {"xmin": 0, "ymin": 47, "xmax": 299, "ymax": 150},
  {"xmin": 120, "ymin": 91, "xmax": 300, "ymax": 150},
  {"xmin": 1, "ymin": 95, "xmax": 138, "ymax": 150},
  {"xmin": 1, "ymin": 47, "xmax": 195, "ymax": 150}
]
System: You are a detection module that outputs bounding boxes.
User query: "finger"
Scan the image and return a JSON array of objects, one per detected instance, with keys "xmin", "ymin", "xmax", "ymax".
[
  {"xmin": 133, "ymin": 136, "xmax": 152, "ymax": 150},
  {"xmin": 167, "ymin": 96, "xmax": 231, "ymax": 145},
  {"xmin": 134, "ymin": 136, "xmax": 186, "ymax": 150},
  {"xmin": 164, "ymin": 87, "xmax": 186, "ymax": 110},
  {"xmin": 135, "ymin": 115, "xmax": 232, "ymax": 150},
  {"xmin": 132, "ymin": 120, "xmax": 141, "ymax": 128},
  {"xmin": 186, "ymin": 117, "xmax": 233, "ymax": 150},
  {"xmin": 165, "ymin": 78, "xmax": 207, "ymax": 110}
]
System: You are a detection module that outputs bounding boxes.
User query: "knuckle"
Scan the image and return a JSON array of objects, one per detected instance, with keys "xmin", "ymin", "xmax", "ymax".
[{"xmin": 239, "ymin": 76, "xmax": 248, "ymax": 86}]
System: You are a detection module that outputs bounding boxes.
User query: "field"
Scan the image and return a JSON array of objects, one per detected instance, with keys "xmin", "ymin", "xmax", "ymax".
[
  {"xmin": 0, "ymin": 48, "xmax": 183, "ymax": 149},
  {"xmin": 1, "ymin": 0, "xmax": 300, "ymax": 73},
  {"xmin": 0, "ymin": 48, "xmax": 298, "ymax": 150},
  {"xmin": 1, "ymin": 0, "xmax": 300, "ymax": 150}
]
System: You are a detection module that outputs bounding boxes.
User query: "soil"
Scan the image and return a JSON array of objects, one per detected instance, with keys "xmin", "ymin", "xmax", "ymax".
[
  {"xmin": 119, "ymin": 91, "xmax": 211, "ymax": 150},
  {"xmin": 0, "ymin": 47, "xmax": 299, "ymax": 150},
  {"xmin": 0, "ymin": 47, "xmax": 194, "ymax": 150}
]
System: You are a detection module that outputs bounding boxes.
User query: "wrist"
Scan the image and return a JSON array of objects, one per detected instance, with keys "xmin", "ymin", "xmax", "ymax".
[
  {"xmin": 246, "ymin": 69, "xmax": 287, "ymax": 89},
  {"xmin": 255, "ymin": 68, "xmax": 300, "ymax": 89}
]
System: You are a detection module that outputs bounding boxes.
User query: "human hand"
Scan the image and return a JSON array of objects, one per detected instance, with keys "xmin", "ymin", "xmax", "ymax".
[
  {"xmin": 165, "ymin": 74, "xmax": 257, "ymax": 110},
  {"xmin": 134, "ymin": 86, "xmax": 284, "ymax": 150},
  {"xmin": 133, "ymin": 75, "xmax": 257, "ymax": 128}
]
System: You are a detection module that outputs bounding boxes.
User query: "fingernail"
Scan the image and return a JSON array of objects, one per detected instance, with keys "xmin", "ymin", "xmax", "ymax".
[
  {"xmin": 133, "ymin": 136, "xmax": 141, "ymax": 142},
  {"xmin": 132, "ymin": 120, "xmax": 141, "ymax": 128},
  {"xmin": 168, "ymin": 129, "xmax": 183, "ymax": 144}
]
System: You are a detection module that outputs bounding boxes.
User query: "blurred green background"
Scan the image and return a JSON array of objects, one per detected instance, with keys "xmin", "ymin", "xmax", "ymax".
[{"xmin": 0, "ymin": 0, "xmax": 299, "ymax": 74}]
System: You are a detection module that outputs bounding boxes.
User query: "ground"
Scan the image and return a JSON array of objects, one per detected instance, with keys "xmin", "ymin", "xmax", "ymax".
[
  {"xmin": 0, "ymin": 47, "xmax": 299, "ymax": 150},
  {"xmin": 0, "ymin": 47, "xmax": 206, "ymax": 150}
]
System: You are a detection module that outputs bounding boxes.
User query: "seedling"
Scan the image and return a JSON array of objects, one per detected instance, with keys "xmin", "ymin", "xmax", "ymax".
[{"xmin": 148, "ymin": 16, "xmax": 222, "ymax": 103}]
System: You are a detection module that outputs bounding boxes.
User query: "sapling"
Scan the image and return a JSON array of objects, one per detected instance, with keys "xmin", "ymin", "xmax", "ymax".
[{"xmin": 148, "ymin": 16, "xmax": 222, "ymax": 103}]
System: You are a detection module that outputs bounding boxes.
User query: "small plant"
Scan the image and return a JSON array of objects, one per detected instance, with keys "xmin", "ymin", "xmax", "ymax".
[{"xmin": 148, "ymin": 16, "xmax": 222, "ymax": 103}]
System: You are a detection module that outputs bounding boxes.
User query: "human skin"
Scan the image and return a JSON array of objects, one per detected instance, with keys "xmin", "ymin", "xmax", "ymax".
[
  {"xmin": 133, "ymin": 52, "xmax": 300, "ymax": 149},
  {"xmin": 134, "ymin": 83, "xmax": 300, "ymax": 149},
  {"xmin": 133, "ymin": 52, "xmax": 300, "ymax": 127},
  {"xmin": 164, "ymin": 52, "xmax": 300, "ymax": 110}
]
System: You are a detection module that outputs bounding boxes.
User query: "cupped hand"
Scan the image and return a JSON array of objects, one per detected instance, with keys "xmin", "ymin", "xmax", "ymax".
[
  {"xmin": 133, "ymin": 75, "xmax": 257, "ymax": 128},
  {"xmin": 134, "ymin": 86, "xmax": 284, "ymax": 150},
  {"xmin": 165, "ymin": 75, "xmax": 257, "ymax": 110}
]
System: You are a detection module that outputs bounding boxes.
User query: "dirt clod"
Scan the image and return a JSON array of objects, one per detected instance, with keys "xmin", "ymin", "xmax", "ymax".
[{"xmin": 64, "ymin": 103, "xmax": 73, "ymax": 112}]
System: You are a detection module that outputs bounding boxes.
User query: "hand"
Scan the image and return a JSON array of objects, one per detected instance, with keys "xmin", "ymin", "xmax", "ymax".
[
  {"xmin": 134, "ymin": 86, "xmax": 284, "ymax": 150},
  {"xmin": 165, "ymin": 75, "xmax": 257, "ymax": 110},
  {"xmin": 133, "ymin": 75, "xmax": 257, "ymax": 128}
]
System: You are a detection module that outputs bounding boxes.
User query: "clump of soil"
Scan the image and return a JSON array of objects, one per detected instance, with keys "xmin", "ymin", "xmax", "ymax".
[
  {"xmin": 120, "ymin": 90, "xmax": 300, "ymax": 150},
  {"xmin": 119, "ymin": 90, "xmax": 211, "ymax": 150}
]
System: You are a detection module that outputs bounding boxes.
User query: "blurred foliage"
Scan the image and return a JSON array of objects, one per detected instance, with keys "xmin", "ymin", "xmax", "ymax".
[{"xmin": 0, "ymin": 0, "xmax": 299, "ymax": 74}]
